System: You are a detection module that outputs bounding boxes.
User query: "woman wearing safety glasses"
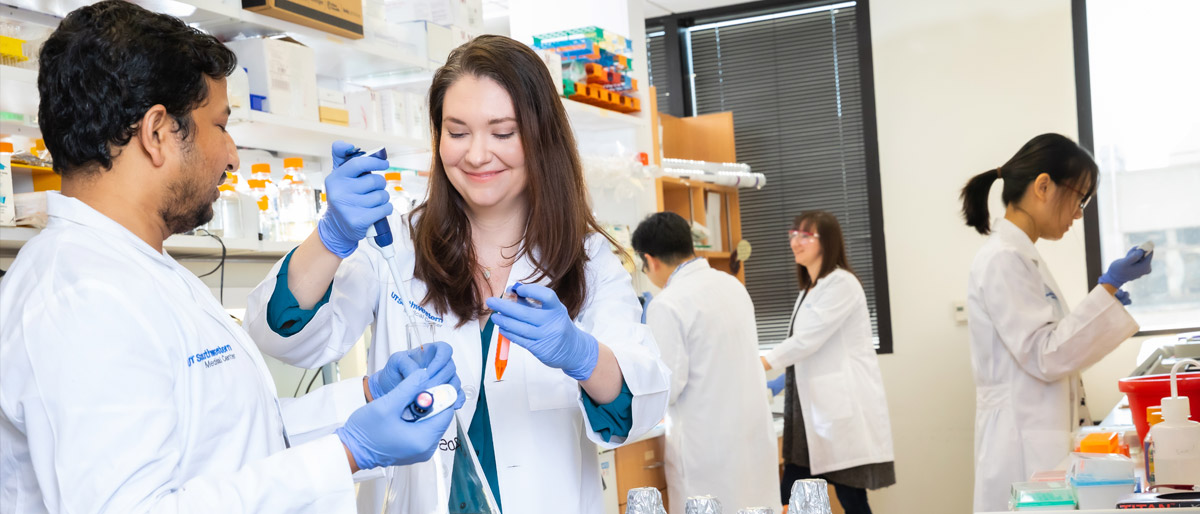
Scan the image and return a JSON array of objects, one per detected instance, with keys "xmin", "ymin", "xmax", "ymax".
[
  {"xmin": 762, "ymin": 211, "xmax": 896, "ymax": 514},
  {"xmin": 960, "ymin": 133, "xmax": 1154, "ymax": 512}
]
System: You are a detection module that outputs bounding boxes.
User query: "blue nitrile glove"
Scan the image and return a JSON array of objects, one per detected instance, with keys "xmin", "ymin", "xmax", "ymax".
[
  {"xmin": 1115, "ymin": 289, "xmax": 1132, "ymax": 306},
  {"xmin": 485, "ymin": 283, "xmax": 600, "ymax": 382},
  {"xmin": 768, "ymin": 374, "xmax": 786, "ymax": 396},
  {"xmin": 367, "ymin": 342, "xmax": 464, "ymax": 408},
  {"xmin": 336, "ymin": 370, "xmax": 455, "ymax": 470},
  {"xmin": 317, "ymin": 141, "xmax": 393, "ymax": 258},
  {"xmin": 1098, "ymin": 246, "xmax": 1153, "ymax": 289}
]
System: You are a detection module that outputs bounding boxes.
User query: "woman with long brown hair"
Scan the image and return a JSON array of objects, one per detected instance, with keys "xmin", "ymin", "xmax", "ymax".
[
  {"xmin": 243, "ymin": 35, "xmax": 670, "ymax": 513},
  {"xmin": 762, "ymin": 211, "xmax": 895, "ymax": 514}
]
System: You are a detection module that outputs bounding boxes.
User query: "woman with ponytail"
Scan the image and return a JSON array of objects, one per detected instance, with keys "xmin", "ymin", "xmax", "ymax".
[{"xmin": 962, "ymin": 133, "xmax": 1155, "ymax": 512}]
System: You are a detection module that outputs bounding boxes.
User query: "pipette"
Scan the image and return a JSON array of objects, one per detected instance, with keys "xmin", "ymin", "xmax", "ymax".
[{"xmin": 349, "ymin": 145, "xmax": 424, "ymax": 351}]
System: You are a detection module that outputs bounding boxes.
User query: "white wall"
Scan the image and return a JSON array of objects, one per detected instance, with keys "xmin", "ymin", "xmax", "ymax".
[{"xmin": 867, "ymin": 0, "xmax": 1093, "ymax": 511}]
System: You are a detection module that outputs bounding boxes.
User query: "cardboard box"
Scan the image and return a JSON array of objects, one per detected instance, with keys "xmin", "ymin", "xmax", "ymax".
[
  {"xmin": 346, "ymin": 89, "xmax": 382, "ymax": 131},
  {"xmin": 379, "ymin": 89, "xmax": 408, "ymax": 137},
  {"xmin": 318, "ymin": 87, "xmax": 346, "ymax": 106},
  {"xmin": 383, "ymin": 0, "xmax": 481, "ymax": 31},
  {"xmin": 405, "ymin": 91, "xmax": 429, "ymax": 143},
  {"xmin": 241, "ymin": 0, "xmax": 364, "ymax": 40},
  {"xmin": 319, "ymin": 106, "xmax": 349, "ymax": 126},
  {"xmin": 225, "ymin": 37, "xmax": 319, "ymax": 122}
]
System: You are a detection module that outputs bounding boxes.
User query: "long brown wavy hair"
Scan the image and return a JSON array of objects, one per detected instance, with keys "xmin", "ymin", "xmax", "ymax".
[{"xmin": 411, "ymin": 35, "xmax": 615, "ymax": 326}]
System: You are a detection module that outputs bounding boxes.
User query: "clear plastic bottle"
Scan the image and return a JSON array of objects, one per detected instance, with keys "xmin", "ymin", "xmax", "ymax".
[
  {"xmin": 208, "ymin": 177, "xmax": 244, "ymax": 239},
  {"xmin": 278, "ymin": 157, "xmax": 317, "ymax": 241},
  {"xmin": 249, "ymin": 163, "xmax": 278, "ymax": 214},
  {"xmin": 248, "ymin": 178, "xmax": 279, "ymax": 241},
  {"xmin": 1145, "ymin": 406, "xmax": 1164, "ymax": 487},
  {"xmin": 385, "ymin": 171, "xmax": 415, "ymax": 216}
]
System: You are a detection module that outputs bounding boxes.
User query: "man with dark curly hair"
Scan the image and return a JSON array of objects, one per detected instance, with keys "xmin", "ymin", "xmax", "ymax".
[{"xmin": 0, "ymin": 2, "xmax": 459, "ymax": 512}]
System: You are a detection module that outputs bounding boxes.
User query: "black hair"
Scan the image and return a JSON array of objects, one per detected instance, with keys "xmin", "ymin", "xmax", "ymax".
[
  {"xmin": 631, "ymin": 212, "xmax": 696, "ymax": 265},
  {"xmin": 960, "ymin": 133, "xmax": 1098, "ymax": 235},
  {"xmin": 37, "ymin": 0, "xmax": 237, "ymax": 176}
]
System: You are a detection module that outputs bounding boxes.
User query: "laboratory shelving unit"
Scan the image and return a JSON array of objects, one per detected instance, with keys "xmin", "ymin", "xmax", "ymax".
[{"xmin": 0, "ymin": 0, "xmax": 648, "ymax": 259}]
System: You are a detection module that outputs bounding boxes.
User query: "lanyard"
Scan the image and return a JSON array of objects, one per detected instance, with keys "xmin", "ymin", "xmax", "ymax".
[{"xmin": 665, "ymin": 257, "xmax": 705, "ymax": 288}]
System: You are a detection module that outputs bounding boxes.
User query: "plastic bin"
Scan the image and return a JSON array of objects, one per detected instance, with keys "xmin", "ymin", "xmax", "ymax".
[
  {"xmin": 1011, "ymin": 481, "xmax": 1075, "ymax": 511},
  {"xmin": 1119, "ymin": 371, "xmax": 1200, "ymax": 444},
  {"xmin": 1071, "ymin": 478, "xmax": 1136, "ymax": 510}
]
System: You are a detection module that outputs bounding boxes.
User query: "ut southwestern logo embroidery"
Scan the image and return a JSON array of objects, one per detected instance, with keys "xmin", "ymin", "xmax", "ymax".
[
  {"xmin": 188, "ymin": 344, "xmax": 235, "ymax": 368},
  {"xmin": 391, "ymin": 292, "xmax": 444, "ymax": 324}
]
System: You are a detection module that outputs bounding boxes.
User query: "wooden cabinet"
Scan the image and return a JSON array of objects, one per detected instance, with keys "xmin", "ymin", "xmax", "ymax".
[
  {"xmin": 615, "ymin": 435, "xmax": 669, "ymax": 513},
  {"xmin": 655, "ymin": 176, "xmax": 745, "ymax": 283}
]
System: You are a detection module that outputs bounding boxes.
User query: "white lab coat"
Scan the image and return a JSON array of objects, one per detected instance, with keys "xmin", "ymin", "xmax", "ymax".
[
  {"xmin": 0, "ymin": 192, "xmax": 364, "ymax": 514},
  {"xmin": 644, "ymin": 259, "xmax": 781, "ymax": 513},
  {"xmin": 244, "ymin": 213, "xmax": 671, "ymax": 514},
  {"xmin": 968, "ymin": 219, "xmax": 1138, "ymax": 512},
  {"xmin": 762, "ymin": 268, "xmax": 895, "ymax": 476}
]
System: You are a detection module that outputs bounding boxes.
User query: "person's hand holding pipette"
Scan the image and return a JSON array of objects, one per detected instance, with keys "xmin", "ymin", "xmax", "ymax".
[{"xmin": 318, "ymin": 141, "xmax": 392, "ymax": 258}]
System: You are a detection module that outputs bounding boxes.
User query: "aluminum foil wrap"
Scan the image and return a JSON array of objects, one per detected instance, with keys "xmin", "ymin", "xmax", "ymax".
[
  {"xmin": 685, "ymin": 495, "xmax": 722, "ymax": 514},
  {"xmin": 625, "ymin": 487, "xmax": 667, "ymax": 514},
  {"xmin": 736, "ymin": 508, "xmax": 774, "ymax": 514},
  {"xmin": 788, "ymin": 479, "xmax": 832, "ymax": 514}
]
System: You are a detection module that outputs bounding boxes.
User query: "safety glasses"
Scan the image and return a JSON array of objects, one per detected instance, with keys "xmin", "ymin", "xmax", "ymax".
[{"xmin": 788, "ymin": 230, "xmax": 819, "ymax": 244}]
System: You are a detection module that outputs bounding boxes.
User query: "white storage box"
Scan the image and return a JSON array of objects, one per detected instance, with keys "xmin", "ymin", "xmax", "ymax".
[{"xmin": 224, "ymin": 37, "xmax": 318, "ymax": 122}]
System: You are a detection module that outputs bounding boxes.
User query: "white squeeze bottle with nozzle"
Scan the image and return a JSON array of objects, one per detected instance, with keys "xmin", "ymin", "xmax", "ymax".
[{"xmin": 1149, "ymin": 358, "xmax": 1200, "ymax": 489}]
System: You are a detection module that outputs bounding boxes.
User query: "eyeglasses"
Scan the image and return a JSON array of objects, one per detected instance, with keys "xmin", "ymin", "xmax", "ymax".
[
  {"xmin": 1058, "ymin": 182, "xmax": 1093, "ymax": 211},
  {"xmin": 788, "ymin": 230, "xmax": 819, "ymax": 244},
  {"xmin": 639, "ymin": 253, "xmax": 648, "ymax": 273}
]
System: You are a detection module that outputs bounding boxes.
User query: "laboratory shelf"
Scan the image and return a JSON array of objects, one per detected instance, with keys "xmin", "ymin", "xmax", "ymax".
[
  {"xmin": 3, "ymin": 0, "xmax": 428, "ymax": 81},
  {"xmin": 563, "ymin": 99, "xmax": 647, "ymax": 132},
  {"xmin": 0, "ymin": 226, "xmax": 296, "ymax": 260},
  {"xmin": 174, "ymin": 0, "xmax": 430, "ymax": 81},
  {"xmin": 227, "ymin": 110, "xmax": 428, "ymax": 157},
  {"xmin": 0, "ymin": 65, "xmax": 40, "ymax": 120}
]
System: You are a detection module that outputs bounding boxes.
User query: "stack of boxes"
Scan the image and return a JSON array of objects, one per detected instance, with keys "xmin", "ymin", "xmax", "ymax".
[
  {"xmin": 365, "ymin": 0, "xmax": 482, "ymax": 67},
  {"xmin": 533, "ymin": 26, "xmax": 641, "ymax": 114}
]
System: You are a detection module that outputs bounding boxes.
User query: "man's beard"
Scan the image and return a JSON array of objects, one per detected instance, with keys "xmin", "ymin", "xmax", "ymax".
[{"xmin": 159, "ymin": 144, "xmax": 218, "ymax": 235}]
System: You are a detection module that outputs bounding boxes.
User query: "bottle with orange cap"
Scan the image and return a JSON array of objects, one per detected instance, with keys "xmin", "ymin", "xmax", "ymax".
[
  {"xmin": 249, "ymin": 162, "xmax": 278, "ymax": 211},
  {"xmin": 0, "ymin": 141, "xmax": 14, "ymax": 226},
  {"xmin": 278, "ymin": 157, "xmax": 317, "ymax": 241},
  {"xmin": 384, "ymin": 171, "xmax": 416, "ymax": 216},
  {"xmin": 208, "ymin": 172, "xmax": 244, "ymax": 239},
  {"xmin": 248, "ymin": 177, "xmax": 280, "ymax": 241}
]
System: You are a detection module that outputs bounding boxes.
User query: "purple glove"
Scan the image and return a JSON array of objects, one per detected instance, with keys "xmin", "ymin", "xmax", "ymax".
[
  {"xmin": 1098, "ymin": 246, "xmax": 1153, "ymax": 289},
  {"xmin": 1115, "ymin": 289, "xmax": 1132, "ymax": 306},
  {"xmin": 336, "ymin": 370, "xmax": 455, "ymax": 470},
  {"xmin": 367, "ymin": 342, "xmax": 464, "ymax": 409},
  {"xmin": 485, "ymin": 283, "xmax": 600, "ymax": 382},
  {"xmin": 768, "ymin": 374, "xmax": 786, "ymax": 396},
  {"xmin": 317, "ymin": 141, "xmax": 392, "ymax": 258}
]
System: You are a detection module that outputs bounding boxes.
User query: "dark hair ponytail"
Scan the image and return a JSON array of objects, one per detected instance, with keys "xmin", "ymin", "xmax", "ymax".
[
  {"xmin": 959, "ymin": 133, "xmax": 1099, "ymax": 235},
  {"xmin": 961, "ymin": 168, "xmax": 1002, "ymax": 234}
]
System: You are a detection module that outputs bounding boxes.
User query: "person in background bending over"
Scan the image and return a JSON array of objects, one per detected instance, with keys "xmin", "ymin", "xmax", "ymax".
[
  {"xmin": 633, "ymin": 212, "xmax": 780, "ymax": 513},
  {"xmin": 763, "ymin": 211, "xmax": 895, "ymax": 514}
]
